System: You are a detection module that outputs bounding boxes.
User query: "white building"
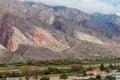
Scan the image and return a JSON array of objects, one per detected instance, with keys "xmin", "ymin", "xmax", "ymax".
[{"xmin": 109, "ymin": 71, "xmax": 120, "ymax": 80}]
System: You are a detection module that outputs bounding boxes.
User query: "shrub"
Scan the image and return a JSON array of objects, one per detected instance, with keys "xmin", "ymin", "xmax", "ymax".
[
  {"xmin": 10, "ymin": 72, "xmax": 18, "ymax": 77},
  {"xmin": 109, "ymin": 64, "xmax": 114, "ymax": 70},
  {"xmin": 87, "ymin": 66, "xmax": 93, "ymax": 71},
  {"xmin": 82, "ymin": 69, "xmax": 87, "ymax": 76},
  {"xmin": 96, "ymin": 74, "xmax": 101, "ymax": 79},
  {"xmin": 48, "ymin": 67, "xmax": 61, "ymax": 74},
  {"xmin": 105, "ymin": 75, "xmax": 115, "ymax": 80},
  {"xmin": 19, "ymin": 66, "xmax": 31, "ymax": 80},
  {"xmin": 71, "ymin": 66, "xmax": 84, "ymax": 72},
  {"xmin": 40, "ymin": 70, "xmax": 51, "ymax": 75},
  {"xmin": 60, "ymin": 73, "xmax": 68, "ymax": 80},
  {"xmin": 105, "ymin": 67, "xmax": 111, "ymax": 73}
]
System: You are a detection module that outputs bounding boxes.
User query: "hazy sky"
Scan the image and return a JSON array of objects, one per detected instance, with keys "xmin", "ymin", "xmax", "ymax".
[{"xmin": 20, "ymin": 0, "xmax": 120, "ymax": 14}]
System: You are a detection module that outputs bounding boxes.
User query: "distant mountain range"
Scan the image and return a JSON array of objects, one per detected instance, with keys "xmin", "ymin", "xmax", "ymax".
[{"xmin": 0, "ymin": 0, "xmax": 120, "ymax": 63}]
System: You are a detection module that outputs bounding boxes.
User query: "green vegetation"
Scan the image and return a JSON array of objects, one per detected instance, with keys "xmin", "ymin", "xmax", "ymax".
[
  {"xmin": 0, "ymin": 72, "xmax": 23, "ymax": 78},
  {"xmin": 0, "ymin": 65, "xmax": 18, "ymax": 70},
  {"xmin": 40, "ymin": 69, "xmax": 51, "ymax": 75},
  {"xmin": 20, "ymin": 66, "xmax": 31, "ymax": 80},
  {"xmin": 100, "ymin": 64, "xmax": 105, "ymax": 71},
  {"xmin": 109, "ymin": 64, "xmax": 114, "ymax": 70},
  {"xmin": 96, "ymin": 74, "xmax": 101, "ymax": 79},
  {"xmin": 0, "ymin": 58, "xmax": 120, "ymax": 71},
  {"xmin": 13, "ymin": 58, "xmax": 120, "ymax": 66},
  {"xmin": 0, "ymin": 78, "xmax": 6, "ymax": 80},
  {"xmin": 60, "ymin": 73, "xmax": 68, "ymax": 80},
  {"xmin": 105, "ymin": 75, "xmax": 116, "ymax": 80},
  {"xmin": 39, "ymin": 66, "xmax": 87, "ymax": 75},
  {"xmin": 0, "ymin": 59, "xmax": 119, "ymax": 80}
]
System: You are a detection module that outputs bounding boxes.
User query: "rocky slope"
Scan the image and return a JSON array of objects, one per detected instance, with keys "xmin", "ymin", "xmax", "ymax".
[{"xmin": 0, "ymin": 0, "xmax": 120, "ymax": 62}]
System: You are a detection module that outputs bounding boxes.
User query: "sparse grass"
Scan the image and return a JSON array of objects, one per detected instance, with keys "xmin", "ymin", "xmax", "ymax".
[{"xmin": 0, "ymin": 65, "xmax": 18, "ymax": 70}]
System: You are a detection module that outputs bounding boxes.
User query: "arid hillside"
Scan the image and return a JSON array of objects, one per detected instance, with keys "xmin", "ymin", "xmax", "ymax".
[{"xmin": 0, "ymin": 0, "xmax": 120, "ymax": 62}]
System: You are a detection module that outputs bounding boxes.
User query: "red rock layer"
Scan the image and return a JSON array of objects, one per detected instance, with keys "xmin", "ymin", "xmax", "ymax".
[
  {"xmin": 33, "ymin": 27, "xmax": 59, "ymax": 46},
  {"xmin": 0, "ymin": 14, "xmax": 64, "ymax": 52},
  {"xmin": 0, "ymin": 17, "xmax": 60, "ymax": 51}
]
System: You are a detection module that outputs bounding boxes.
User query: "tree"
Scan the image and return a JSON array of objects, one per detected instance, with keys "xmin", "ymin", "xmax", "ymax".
[
  {"xmin": 32, "ymin": 69, "xmax": 40, "ymax": 80},
  {"xmin": 87, "ymin": 66, "xmax": 93, "ymax": 71},
  {"xmin": 105, "ymin": 67, "xmax": 111, "ymax": 73},
  {"xmin": 40, "ymin": 69, "xmax": 51, "ymax": 75},
  {"xmin": 60, "ymin": 73, "xmax": 68, "ymax": 80},
  {"xmin": 40, "ymin": 76, "xmax": 50, "ymax": 80},
  {"xmin": 109, "ymin": 64, "xmax": 114, "ymax": 70},
  {"xmin": 100, "ymin": 64, "xmax": 105, "ymax": 71},
  {"xmin": 82, "ymin": 69, "xmax": 87, "ymax": 76},
  {"xmin": 71, "ymin": 66, "xmax": 84, "ymax": 71},
  {"xmin": 96, "ymin": 74, "xmax": 101, "ymax": 80},
  {"xmin": 48, "ymin": 67, "xmax": 61, "ymax": 74},
  {"xmin": 20, "ymin": 66, "xmax": 31, "ymax": 80}
]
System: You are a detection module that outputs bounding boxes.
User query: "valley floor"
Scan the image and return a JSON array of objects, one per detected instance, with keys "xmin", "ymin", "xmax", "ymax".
[{"xmin": 0, "ymin": 59, "xmax": 119, "ymax": 80}]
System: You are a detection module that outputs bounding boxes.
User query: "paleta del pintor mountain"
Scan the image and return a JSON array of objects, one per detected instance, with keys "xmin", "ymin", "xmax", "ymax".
[{"xmin": 0, "ymin": 0, "xmax": 120, "ymax": 62}]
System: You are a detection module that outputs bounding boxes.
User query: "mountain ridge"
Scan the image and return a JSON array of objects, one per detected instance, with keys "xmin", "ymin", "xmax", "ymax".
[{"xmin": 0, "ymin": 0, "xmax": 120, "ymax": 62}]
